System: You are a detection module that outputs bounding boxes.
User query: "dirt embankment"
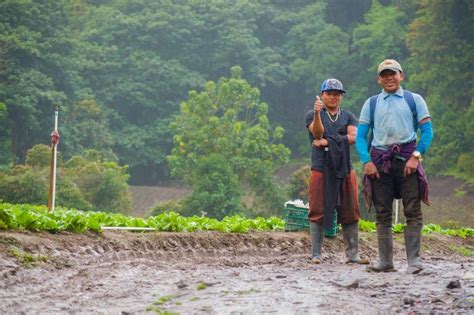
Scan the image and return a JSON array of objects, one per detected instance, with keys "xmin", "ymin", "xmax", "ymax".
[{"xmin": 0, "ymin": 230, "xmax": 473, "ymax": 314}]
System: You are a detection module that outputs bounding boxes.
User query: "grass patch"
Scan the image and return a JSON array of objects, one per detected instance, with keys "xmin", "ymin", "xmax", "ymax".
[
  {"xmin": 0, "ymin": 236, "xmax": 21, "ymax": 246},
  {"xmin": 454, "ymin": 188, "xmax": 466, "ymax": 197},
  {"xmin": 153, "ymin": 295, "xmax": 174, "ymax": 305},
  {"xmin": 236, "ymin": 288, "xmax": 260, "ymax": 295},
  {"xmin": 146, "ymin": 295, "xmax": 180, "ymax": 314},
  {"xmin": 190, "ymin": 297, "xmax": 199, "ymax": 301},
  {"xmin": 10, "ymin": 248, "xmax": 48, "ymax": 266},
  {"xmin": 145, "ymin": 306, "xmax": 180, "ymax": 315},
  {"xmin": 448, "ymin": 245, "xmax": 473, "ymax": 257},
  {"xmin": 196, "ymin": 282, "xmax": 207, "ymax": 290}
]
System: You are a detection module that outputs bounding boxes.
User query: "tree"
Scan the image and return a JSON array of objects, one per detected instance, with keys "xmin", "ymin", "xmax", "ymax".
[
  {"xmin": 168, "ymin": 66, "xmax": 291, "ymax": 216},
  {"xmin": 184, "ymin": 154, "xmax": 242, "ymax": 219},
  {"xmin": 349, "ymin": 0, "xmax": 408, "ymax": 107},
  {"xmin": 60, "ymin": 99, "xmax": 116, "ymax": 161},
  {"xmin": 0, "ymin": 0, "xmax": 77, "ymax": 161},
  {"xmin": 0, "ymin": 102, "xmax": 14, "ymax": 168},
  {"xmin": 406, "ymin": 0, "xmax": 474, "ymax": 176}
]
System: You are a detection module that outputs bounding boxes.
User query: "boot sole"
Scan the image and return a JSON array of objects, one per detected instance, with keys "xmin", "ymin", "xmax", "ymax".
[
  {"xmin": 346, "ymin": 258, "xmax": 370, "ymax": 265},
  {"xmin": 311, "ymin": 258, "xmax": 321, "ymax": 264},
  {"xmin": 366, "ymin": 267, "xmax": 396, "ymax": 273},
  {"xmin": 407, "ymin": 266, "xmax": 423, "ymax": 274}
]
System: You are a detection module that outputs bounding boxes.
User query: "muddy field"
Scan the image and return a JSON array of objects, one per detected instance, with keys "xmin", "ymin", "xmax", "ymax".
[{"xmin": 0, "ymin": 230, "xmax": 473, "ymax": 314}]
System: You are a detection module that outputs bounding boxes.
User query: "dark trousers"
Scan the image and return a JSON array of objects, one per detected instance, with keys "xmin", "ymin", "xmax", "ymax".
[{"xmin": 371, "ymin": 159, "xmax": 423, "ymax": 228}]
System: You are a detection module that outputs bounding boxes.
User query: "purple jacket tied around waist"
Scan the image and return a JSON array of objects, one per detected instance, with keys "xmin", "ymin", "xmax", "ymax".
[{"xmin": 362, "ymin": 141, "xmax": 429, "ymax": 211}]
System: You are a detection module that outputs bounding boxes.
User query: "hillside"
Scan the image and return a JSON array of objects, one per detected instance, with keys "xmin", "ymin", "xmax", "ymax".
[{"xmin": 130, "ymin": 173, "xmax": 474, "ymax": 227}]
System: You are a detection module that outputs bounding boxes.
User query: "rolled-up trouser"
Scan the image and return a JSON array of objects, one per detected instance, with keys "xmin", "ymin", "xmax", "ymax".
[
  {"xmin": 371, "ymin": 159, "xmax": 423, "ymax": 228},
  {"xmin": 308, "ymin": 169, "xmax": 360, "ymax": 224}
]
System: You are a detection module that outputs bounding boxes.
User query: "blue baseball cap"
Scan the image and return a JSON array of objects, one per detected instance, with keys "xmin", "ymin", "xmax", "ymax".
[{"xmin": 320, "ymin": 78, "xmax": 346, "ymax": 93}]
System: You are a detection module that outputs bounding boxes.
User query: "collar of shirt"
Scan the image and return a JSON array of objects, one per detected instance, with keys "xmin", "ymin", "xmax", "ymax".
[{"xmin": 382, "ymin": 87, "xmax": 404, "ymax": 100}]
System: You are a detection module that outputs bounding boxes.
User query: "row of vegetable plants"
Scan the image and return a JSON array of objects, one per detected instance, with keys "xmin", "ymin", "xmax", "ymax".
[
  {"xmin": 0, "ymin": 203, "xmax": 472, "ymax": 238},
  {"xmin": 0, "ymin": 203, "xmax": 284, "ymax": 233}
]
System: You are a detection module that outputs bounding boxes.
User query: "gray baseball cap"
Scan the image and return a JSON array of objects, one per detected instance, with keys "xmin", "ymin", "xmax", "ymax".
[{"xmin": 377, "ymin": 59, "xmax": 403, "ymax": 75}]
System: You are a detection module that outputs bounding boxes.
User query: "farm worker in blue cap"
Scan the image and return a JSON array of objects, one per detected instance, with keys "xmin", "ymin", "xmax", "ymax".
[
  {"xmin": 305, "ymin": 78, "xmax": 369, "ymax": 265},
  {"xmin": 355, "ymin": 59, "xmax": 433, "ymax": 274}
]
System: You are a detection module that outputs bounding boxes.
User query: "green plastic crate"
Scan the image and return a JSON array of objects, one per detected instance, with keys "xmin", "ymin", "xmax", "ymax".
[
  {"xmin": 284, "ymin": 203, "xmax": 339, "ymax": 237},
  {"xmin": 284, "ymin": 204, "xmax": 309, "ymax": 231}
]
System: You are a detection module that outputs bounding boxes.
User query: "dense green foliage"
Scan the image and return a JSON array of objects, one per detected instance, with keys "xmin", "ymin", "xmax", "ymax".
[
  {"xmin": 1, "ymin": 1, "xmax": 472, "ymax": 180},
  {"xmin": 0, "ymin": 1, "xmax": 473, "ymax": 216},
  {"xmin": 0, "ymin": 146, "xmax": 131, "ymax": 213},
  {"xmin": 0, "ymin": 203, "xmax": 285, "ymax": 233}
]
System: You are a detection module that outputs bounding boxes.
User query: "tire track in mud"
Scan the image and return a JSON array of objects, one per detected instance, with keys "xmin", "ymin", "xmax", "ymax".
[{"xmin": 1, "ymin": 231, "xmax": 318, "ymax": 270}]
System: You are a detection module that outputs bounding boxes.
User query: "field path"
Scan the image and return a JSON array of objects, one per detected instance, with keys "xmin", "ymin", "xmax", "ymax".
[{"xmin": 0, "ymin": 231, "xmax": 473, "ymax": 314}]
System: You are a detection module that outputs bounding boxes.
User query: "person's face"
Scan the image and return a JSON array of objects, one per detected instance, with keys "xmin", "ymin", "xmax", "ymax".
[
  {"xmin": 378, "ymin": 70, "xmax": 404, "ymax": 93},
  {"xmin": 321, "ymin": 91, "xmax": 344, "ymax": 109}
]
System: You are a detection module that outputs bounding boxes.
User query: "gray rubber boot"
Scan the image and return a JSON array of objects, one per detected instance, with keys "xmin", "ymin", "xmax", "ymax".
[
  {"xmin": 342, "ymin": 222, "xmax": 370, "ymax": 264},
  {"xmin": 404, "ymin": 224, "xmax": 423, "ymax": 274},
  {"xmin": 366, "ymin": 226, "xmax": 396, "ymax": 272},
  {"xmin": 310, "ymin": 221, "xmax": 324, "ymax": 264}
]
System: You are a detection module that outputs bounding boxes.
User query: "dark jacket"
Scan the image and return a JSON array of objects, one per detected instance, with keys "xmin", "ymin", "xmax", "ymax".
[{"xmin": 323, "ymin": 134, "xmax": 350, "ymax": 229}]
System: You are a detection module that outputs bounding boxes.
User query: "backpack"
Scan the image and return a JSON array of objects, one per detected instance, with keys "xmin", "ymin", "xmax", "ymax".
[{"xmin": 367, "ymin": 90, "xmax": 418, "ymax": 150}]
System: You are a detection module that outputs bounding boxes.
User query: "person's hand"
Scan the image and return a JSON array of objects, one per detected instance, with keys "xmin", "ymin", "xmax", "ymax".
[
  {"xmin": 404, "ymin": 156, "xmax": 419, "ymax": 177},
  {"xmin": 364, "ymin": 161, "xmax": 380, "ymax": 179},
  {"xmin": 312, "ymin": 139, "xmax": 328, "ymax": 148},
  {"xmin": 314, "ymin": 95, "xmax": 324, "ymax": 113}
]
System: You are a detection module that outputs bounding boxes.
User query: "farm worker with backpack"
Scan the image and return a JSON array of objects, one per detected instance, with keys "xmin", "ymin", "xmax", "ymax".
[
  {"xmin": 355, "ymin": 59, "xmax": 433, "ymax": 274},
  {"xmin": 305, "ymin": 78, "xmax": 370, "ymax": 265}
]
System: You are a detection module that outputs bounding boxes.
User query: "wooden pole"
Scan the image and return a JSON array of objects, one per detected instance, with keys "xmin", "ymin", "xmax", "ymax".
[
  {"xmin": 48, "ymin": 105, "xmax": 59, "ymax": 212},
  {"xmin": 394, "ymin": 199, "xmax": 400, "ymax": 224}
]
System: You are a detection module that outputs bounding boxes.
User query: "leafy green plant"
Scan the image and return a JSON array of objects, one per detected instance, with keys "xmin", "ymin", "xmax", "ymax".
[
  {"xmin": 392, "ymin": 223, "xmax": 405, "ymax": 234},
  {"xmin": 358, "ymin": 220, "xmax": 376, "ymax": 232}
]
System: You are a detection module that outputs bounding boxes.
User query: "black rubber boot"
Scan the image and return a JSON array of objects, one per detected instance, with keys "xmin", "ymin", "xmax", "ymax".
[
  {"xmin": 342, "ymin": 222, "xmax": 370, "ymax": 265},
  {"xmin": 405, "ymin": 224, "xmax": 423, "ymax": 274},
  {"xmin": 310, "ymin": 221, "xmax": 324, "ymax": 264},
  {"xmin": 366, "ymin": 226, "xmax": 396, "ymax": 272}
]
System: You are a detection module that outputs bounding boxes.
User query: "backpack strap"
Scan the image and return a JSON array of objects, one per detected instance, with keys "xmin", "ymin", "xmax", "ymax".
[
  {"xmin": 367, "ymin": 95, "xmax": 378, "ymax": 150},
  {"xmin": 369, "ymin": 95, "xmax": 378, "ymax": 129},
  {"xmin": 403, "ymin": 90, "xmax": 418, "ymax": 131}
]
